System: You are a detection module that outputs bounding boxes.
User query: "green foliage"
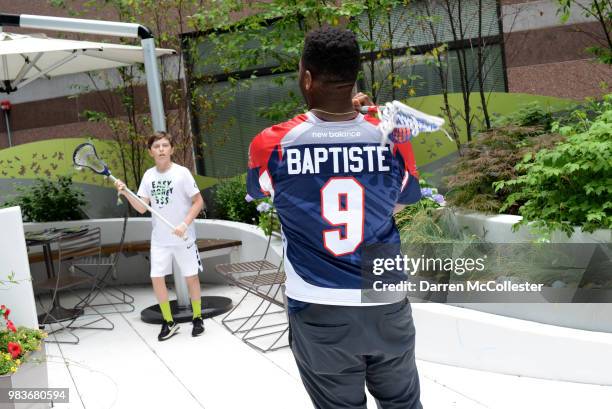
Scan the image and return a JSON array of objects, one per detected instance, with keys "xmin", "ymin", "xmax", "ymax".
[
  {"xmin": 492, "ymin": 102, "xmax": 556, "ymax": 129},
  {"xmin": 445, "ymin": 123, "xmax": 564, "ymax": 213},
  {"xmin": 213, "ymin": 176, "xmax": 258, "ymax": 224},
  {"xmin": 394, "ymin": 178, "xmax": 446, "ymax": 231},
  {"xmin": 255, "ymin": 198, "xmax": 281, "ymax": 236},
  {"xmin": 495, "ymin": 96, "xmax": 612, "ymax": 235},
  {"xmin": 2, "ymin": 175, "xmax": 88, "ymax": 222},
  {"xmin": 395, "ymin": 204, "xmax": 449, "ymax": 243}
]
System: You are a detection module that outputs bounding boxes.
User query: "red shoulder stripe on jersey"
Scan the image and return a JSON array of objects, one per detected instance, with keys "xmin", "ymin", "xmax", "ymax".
[
  {"xmin": 248, "ymin": 114, "xmax": 308, "ymax": 171},
  {"xmin": 363, "ymin": 113, "xmax": 381, "ymax": 126},
  {"xmin": 394, "ymin": 142, "xmax": 419, "ymax": 177}
]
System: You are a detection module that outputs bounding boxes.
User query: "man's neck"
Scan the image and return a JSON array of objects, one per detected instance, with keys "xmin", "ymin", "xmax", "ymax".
[{"xmin": 309, "ymin": 101, "xmax": 357, "ymax": 122}]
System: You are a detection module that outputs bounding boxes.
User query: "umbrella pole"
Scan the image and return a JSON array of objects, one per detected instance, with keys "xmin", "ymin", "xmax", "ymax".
[
  {"xmin": 3, "ymin": 110, "xmax": 11, "ymax": 147},
  {"xmin": 141, "ymin": 37, "xmax": 166, "ymax": 133}
]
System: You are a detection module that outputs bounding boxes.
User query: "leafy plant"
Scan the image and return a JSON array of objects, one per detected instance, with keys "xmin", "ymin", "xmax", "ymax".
[
  {"xmin": 3, "ymin": 175, "xmax": 88, "ymax": 222},
  {"xmin": 213, "ymin": 176, "xmax": 258, "ymax": 224},
  {"xmin": 492, "ymin": 102, "xmax": 556, "ymax": 129},
  {"xmin": 255, "ymin": 198, "xmax": 281, "ymax": 236},
  {"xmin": 445, "ymin": 124, "xmax": 565, "ymax": 213},
  {"xmin": 495, "ymin": 96, "xmax": 612, "ymax": 235}
]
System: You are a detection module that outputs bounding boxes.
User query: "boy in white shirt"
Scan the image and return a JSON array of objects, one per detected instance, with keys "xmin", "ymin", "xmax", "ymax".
[{"xmin": 114, "ymin": 132, "xmax": 205, "ymax": 341}]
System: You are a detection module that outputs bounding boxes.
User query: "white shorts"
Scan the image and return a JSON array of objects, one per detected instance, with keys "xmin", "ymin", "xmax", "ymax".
[{"xmin": 150, "ymin": 244, "xmax": 203, "ymax": 278}]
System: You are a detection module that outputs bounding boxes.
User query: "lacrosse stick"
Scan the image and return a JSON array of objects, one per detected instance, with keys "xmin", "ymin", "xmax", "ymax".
[
  {"xmin": 360, "ymin": 100, "xmax": 452, "ymax": 146},
  {"xmin": 73, "ymin": 142, "xmax": 191, "ymax": 245}
]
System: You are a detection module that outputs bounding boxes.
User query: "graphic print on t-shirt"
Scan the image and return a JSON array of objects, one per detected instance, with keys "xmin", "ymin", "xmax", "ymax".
[{"xmin": 151, "ymin": 179, "xmax": 173, "ymax": 207}]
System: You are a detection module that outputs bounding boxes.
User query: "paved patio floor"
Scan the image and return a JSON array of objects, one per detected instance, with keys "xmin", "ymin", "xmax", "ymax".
[{"xmin": 39, "ymin": 284, "xmax": 612, "ymax": 409}]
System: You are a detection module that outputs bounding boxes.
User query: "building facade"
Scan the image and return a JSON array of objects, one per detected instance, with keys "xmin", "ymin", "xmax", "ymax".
[{"xmin": 0, "ymin": 0, "xmax": 608, "ymax": 163}]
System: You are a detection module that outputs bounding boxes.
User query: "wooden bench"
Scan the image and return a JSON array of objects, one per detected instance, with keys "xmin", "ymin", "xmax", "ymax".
[{"xmin": 28, "ymin": 238, "xmax": 242, "ymax": 264}]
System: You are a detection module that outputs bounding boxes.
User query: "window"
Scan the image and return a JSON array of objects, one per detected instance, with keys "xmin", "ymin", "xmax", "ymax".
[{"xmin": 192, "ymin": 73, "xmax": 301, "ymax": 178}]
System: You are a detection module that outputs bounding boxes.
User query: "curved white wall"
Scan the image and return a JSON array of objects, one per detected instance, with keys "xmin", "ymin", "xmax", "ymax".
[
  {"xmin": 450, "ymin": 211, "xmax": 612, "ymax": 333},
  {"xmin": 24, "ymin": 218, "xmax": 283, "ymax": 285},
  {"xmin": 412, "ymin": 302, "xmax": 612, "ymax": 385}
]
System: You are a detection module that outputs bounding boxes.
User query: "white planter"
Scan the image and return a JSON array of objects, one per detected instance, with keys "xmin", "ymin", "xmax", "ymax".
[
  {"xmin": 445, "ymin": 209, "xmax": 612, "ymax": 333},
  {"xmin": 0, "ymin": 343, "xmax": 48, "ymax": 409},
  {"xmin": 452, "ymin": 210, "xmax": 611, "ymax": 243}
]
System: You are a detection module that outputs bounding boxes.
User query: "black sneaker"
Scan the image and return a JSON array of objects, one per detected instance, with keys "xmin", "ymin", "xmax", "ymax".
[
  {"xmin": 192, "ymin": 317, "xmax": 205, "ymax": 337},
  {"xmin": 158, "ymin": 321, "xmax": 179, "ymax": 341}
]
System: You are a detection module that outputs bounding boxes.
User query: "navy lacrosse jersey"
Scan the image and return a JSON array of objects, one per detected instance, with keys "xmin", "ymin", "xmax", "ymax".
[{"xmin": 247, "ymin": 112, "xmax": 421, "ymax": 306}]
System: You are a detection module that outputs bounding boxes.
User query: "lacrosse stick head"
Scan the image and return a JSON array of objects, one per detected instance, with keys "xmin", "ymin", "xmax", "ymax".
[
  {"xmin": 73, "ymin": 143, "xmax": 111, "ymax": 176},
  {"xmin": 368, "ymin": 101, "xmax": 447, "ymax": 145}
]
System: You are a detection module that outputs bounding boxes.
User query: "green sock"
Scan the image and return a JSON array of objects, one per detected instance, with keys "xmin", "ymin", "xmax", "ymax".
[
  {"xmin": 192, "ymin": 299, "xmax": 202, "ymax": 319},
  {"xmin": 160, "ymin": 301, "xmax": 173, "ymax": 322}
]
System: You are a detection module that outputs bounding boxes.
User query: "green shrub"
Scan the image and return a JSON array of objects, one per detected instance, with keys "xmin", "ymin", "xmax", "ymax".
[
  {"xmin": 495, "ymin": 96, "xmax": 612, "ymax": 236},
  {"xmin": 213, "ymin": 176, "xmax": 258, "ymax": 224},
  {"xmin": 445, "ymin": 125, "xmax": 564, "ymax": 213},
  {"xmin": 492, "ymin": 101, "xmax": 556, "ymax": 129},
  {"xmin": 3, "ymin": 175, "xmax": 87, "ymax": 222}
]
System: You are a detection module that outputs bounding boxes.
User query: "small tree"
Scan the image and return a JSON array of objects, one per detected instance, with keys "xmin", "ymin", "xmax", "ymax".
[{"xmin": 416, "ymin": 0, "xmax": 504, "ymax": 147}]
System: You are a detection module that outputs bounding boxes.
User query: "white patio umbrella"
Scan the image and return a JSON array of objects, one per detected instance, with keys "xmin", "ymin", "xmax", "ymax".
[
  {"xmin": 0, "ymin": 31, "xmax": 176, "ymax": 146},
  {"xmin": 0, "ymin": 31, "xmax": 176, "ymax": 93}
]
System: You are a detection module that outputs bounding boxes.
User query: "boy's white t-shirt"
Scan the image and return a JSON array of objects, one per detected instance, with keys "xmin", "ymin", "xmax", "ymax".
[{"xmin": 137, "ymin": 163, "xmax": 200, "ymax": 246}]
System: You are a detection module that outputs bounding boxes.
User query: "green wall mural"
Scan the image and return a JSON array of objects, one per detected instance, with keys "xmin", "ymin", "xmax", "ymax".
[{"xmin": 0, "ymin": 138, "xmax": 218, "ymax": 191}]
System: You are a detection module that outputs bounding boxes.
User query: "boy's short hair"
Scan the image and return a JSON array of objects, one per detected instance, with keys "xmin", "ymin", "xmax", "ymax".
[
  {"xmin": 147, "ymin": 131, "xmax": 174, "ymax": 149},
  {"xmin": 302, "ymin": 27, "xmax": 360, "ymax": 83}
]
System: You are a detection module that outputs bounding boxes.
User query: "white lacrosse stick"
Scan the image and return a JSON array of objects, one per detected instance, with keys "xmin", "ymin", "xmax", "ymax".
[
  {"xmin": 360, "ymin": 101, "xmax": 452, "ymax": 145},
  {"xmin": 73, "ymin": 142, "xmax": 192, "ymax": 246}
]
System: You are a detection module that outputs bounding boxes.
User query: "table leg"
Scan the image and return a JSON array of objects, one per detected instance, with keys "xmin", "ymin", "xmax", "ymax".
[{"xmin": 38, "ymin": 243, "xmax": 83, "ymax": 324}]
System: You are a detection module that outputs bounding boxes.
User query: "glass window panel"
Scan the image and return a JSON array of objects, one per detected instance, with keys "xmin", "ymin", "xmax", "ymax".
[{"xmin": 194, "ymin": 73, "xmax": 301, "ymax": 177}]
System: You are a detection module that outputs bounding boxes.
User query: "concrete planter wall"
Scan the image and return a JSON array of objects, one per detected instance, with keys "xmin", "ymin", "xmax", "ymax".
[
  {"xmin": 0, "ymin": 343, "xmax": 48, "ymax": 409},
  {"xmin": 411, "ymin": 302, "xmax": 612, "ymax": 385},
  {"xmin": 447, "ymin": 210, "xmax": 612, "ymax": 333},
  {"xmin": 25, "ymin": 218, "xmax": 282, "ymax": 286},
  {"xmin": 452, "ymin": 210, "xmax": 611, "ymax": 244}
]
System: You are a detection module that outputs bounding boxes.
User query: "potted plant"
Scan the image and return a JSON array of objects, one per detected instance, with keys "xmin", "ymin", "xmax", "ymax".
[
  {"xmin": 0, "ymin": 304, "xmax": 48, "ymax": 408},
  {"xmin": 441, "ymin": 97, "xmax": 611, "ymax": 244}
]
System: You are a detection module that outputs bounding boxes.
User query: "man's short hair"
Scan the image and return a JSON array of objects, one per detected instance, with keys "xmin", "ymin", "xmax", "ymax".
[
  {"xmin": 147, "ymin": 131, "xmax": 174, "ymax": 149},
  {"xmin": 302, "ymin": 27, "xmax": 360, "ymax": 83}
]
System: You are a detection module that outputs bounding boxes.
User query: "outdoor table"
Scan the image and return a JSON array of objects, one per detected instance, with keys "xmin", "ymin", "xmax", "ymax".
[{"xmin": 26, "ymin": 226, "xmax": 90, "ymax": 324}]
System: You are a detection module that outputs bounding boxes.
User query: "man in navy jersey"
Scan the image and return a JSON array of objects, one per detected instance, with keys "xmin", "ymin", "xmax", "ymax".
[{"xmin": 247, "ymin": 27, "xmax": 422, "ymax": 409}]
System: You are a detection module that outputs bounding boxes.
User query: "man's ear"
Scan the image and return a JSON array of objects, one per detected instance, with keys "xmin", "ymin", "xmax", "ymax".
[{"xmin": 303, "ymin": 69, "xmax": 312, "ymax": 91}]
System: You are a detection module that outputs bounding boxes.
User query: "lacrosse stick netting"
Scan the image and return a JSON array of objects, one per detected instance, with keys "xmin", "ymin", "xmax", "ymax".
[{"xmin": 360, "ymin": 101, "xmax": 452, "ymax": 145}]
